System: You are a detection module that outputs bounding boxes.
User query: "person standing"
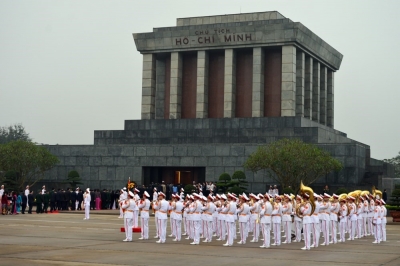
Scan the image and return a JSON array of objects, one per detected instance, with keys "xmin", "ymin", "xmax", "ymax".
[
  {"xmin": 121, "ymin": 191, "xmax": 136, "ymax": 242},
  {"xmin": 77, "ymin": 188, "xmax": 83, "ymax": 210},
  {"xmin": 372, "ymin": 199, "xmax": 382, "ymax": 244},
  {"xmin": 16, "ymin": 192, "xmax": 22, "ymax": 213},
  {"xmin": 70, "ymin": 188, "xmax": 76, "ymax": 211},
  {"xmin": 83, "ymin": 188, "xmax": 91, "ymax": 220},
  {"xmin": 271, "ymin": 195, "xmax": 282, "ymax": 246},
  {"xmin": 43, "ymin": 191, "xmax": 50, "ymax": 213},
  {"xmin": 236, "ymin": 194, "xmax": 250, "ymax": 245},
  {"xmin": 35, "ymin": 191, "xmax": 43, "ymax": 214},
  {"xmin": 1, "ymin": 189, "xmax": 7, "ymax": 215},
  {"xmin": 347, "ymin": 196, "xmax": 357, "ymax": 241},
  {"xmin": 21, "ymin": 191, "xmax": 27, "ymax": 214},
  {"xmin": 260, "ymin": 193, "xmax": 273, "ymax": 248},
  {"xmin": 329, "ymin": 194, "xmax": 340, "ymax": 244},
  {"xmin": 381, "ymin": 199, "xmax": 387, "ymax": 242},
  {"xmin": 154, "ymin": 192, "xmax": 169, "ymax": 244},
  {"xmin": 173, "ymin": 194, "xmax": 184, "ymax": 242},
  {"xmin": 223, "ymin": 193, "xmax": 237, "ymax": 247},
  {"xmin": 50, "ymin": 188, "xmax": 56, "ymax": 212},
  {"xmin": 24, "ymin": 185, "xmax": 29, "ymax": 208},
  {"xmin": 319, "ymin": 193, "xmax": 331, "ymax": 245},
  {"xmin": 281, "ymin": 194, "xmax": 293, "ymax": 244},
  {"xmin": 382, "ymin": 189, "xmax": 387, "ymax": 202},
  {"xmin": 201, "ymin": 194, "xmax": 215, "ymax": 243},
  {"xmin": 27, "ymin": 191, "xmax": 34, "ymax": 214},
  {"xmin": 249, "ymin": 194, "xmax": 261, "ymax": 243},
  {"xmin": 300, "ymin": 193, "xmax": 312, "ymax": 250},
  {"xmin": 138, "ymin": 191, "xmax": 151, "ymax": 240},
  {"xmin": 338, "ymin": 197, "xmax": 348, "ymax": 243},
  {"xmin": 133, "ymin": 188, "xmax": 141, "ymax": 227}
]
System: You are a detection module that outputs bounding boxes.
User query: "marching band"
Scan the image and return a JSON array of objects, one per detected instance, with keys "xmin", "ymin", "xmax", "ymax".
[{"xmin": 118, "ymin": 184, "xmax": 388, "ymax": 250}]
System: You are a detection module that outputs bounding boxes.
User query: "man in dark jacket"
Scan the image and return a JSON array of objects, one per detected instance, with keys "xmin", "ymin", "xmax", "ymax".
[
  {"xmin": 35, "ymin": 191, "xmax": 43, "ymax": 214},
  {"xmin": 70, "ymin": 189, "xmax": 76, "ymax": 210},
  {"xmin": 50, "ymin": 188, "xmax": 56, "ymax": 212},
  {"xmin": 21, "ymin": 192, "xmax": 27, "ymax": 214},
  {"xmin": 43, "ymin": 191, "xmax": 50, "ymax": 213},
  {"xmin": 56, "ymin": 189, "xmax": 62, "ymax": 210},
  {"xmin": 77, "ymin": 188, "xmax": 83, "ymax": 210},
  {"xmin": 28, "ymin": 191, "xmax": 34, "ymax": 214}
]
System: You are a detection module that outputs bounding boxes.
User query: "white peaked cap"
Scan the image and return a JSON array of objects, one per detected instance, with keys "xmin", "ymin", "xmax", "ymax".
[{"xmin": 144, "ymin": 191, "xmax": 150, "ymax": 197}]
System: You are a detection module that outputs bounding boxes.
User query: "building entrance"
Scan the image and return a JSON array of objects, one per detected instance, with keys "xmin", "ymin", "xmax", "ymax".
[{"xmin": 142, "ymin": 167, "xmax": 205, "ymax": 186}]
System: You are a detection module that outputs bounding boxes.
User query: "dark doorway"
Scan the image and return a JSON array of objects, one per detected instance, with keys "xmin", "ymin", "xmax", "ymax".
[{"xmin": 142, "ymin": 167, "xmax": 205, "ymax": 186}]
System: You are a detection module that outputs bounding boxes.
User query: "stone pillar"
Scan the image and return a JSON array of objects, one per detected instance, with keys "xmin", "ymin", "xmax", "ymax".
[
  {"xmin": 141, "ymin": 54, "xmax": 156, "ymax": 119},
  {"xmin": 304, "ymin": 55, "xmax": 313, "ymax": 119},
  {"xmin": 155, "ymin": 58, "xmax": 165, "ymax": 119},
  {"xmin": 252, "ymin": 47, "xmax": 264, "ymax": 117},
  {"xmin": 224, "ymin": 49, "xmax": 236, "ymax": 118},
  {"xmin": 196, "ymin": 51, "xmax": 209, "ymax": 118},
  {"xmin": 281, "ymin": 45, "xmax": 296, "ymax": 116},
  {"xmin": 327, "ymin": 70, "xmax": 334, "ymax": 128},
  {"xmin": 319, "ymin": 65, "xmax": 327, "ymax": 125},
  {"xmin": 312, "ymin": 60, "xmax": 320, "ymax": 123},
  {"xmin": 169, "ymin": 52, "xmax": 182, "ymax": 119},
  {"xmin": 296, "ymin": 50, "xmax": 305, "ymax": 117}
]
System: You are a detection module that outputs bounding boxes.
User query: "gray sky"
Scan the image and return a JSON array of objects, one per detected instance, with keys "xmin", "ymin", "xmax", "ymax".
[{"xmin": 0, "ymin": 0, "xmax": 399, "ymax": 160}]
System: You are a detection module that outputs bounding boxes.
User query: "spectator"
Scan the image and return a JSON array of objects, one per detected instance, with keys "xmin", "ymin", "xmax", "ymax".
[
  {"xmin": 21, "ymin": 191, "xmax": 27, "ymax": 214},
  {"xmin": 272, "ymin": 185, "xmax": 279, "ymax": 196},
  {"xmin": 383, "ymin": 189, "xmax": 387, "ymax": 202},
  {"xmin": 1, "ymin": 191, "xmax": 8, "ymax": 215},
  {"xmin": 16, "ymin": 192, "xmax": 22, "ymax": 213},
  {"xmin": 323, "ymin": 185, "xmax": 330, "ymax": 194}
]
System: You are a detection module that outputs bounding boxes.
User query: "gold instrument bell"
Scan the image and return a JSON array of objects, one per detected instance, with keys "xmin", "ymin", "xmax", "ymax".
[
  {"xmin": 372, "ymin": 186, "xmax": 382, "ymax": 199},
  {"xmin": 299, "ymin": 181, "xmax": 315, "ymax": 215}
]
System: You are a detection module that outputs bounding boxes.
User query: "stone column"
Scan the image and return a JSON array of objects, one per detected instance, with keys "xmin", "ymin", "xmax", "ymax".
[
  {"xmin": 224, "ymin": 49, "xmax": 236, "ymax": 118},
  {"xmin": 155, "ymin": 59, "xmax": 165, "ymax": 119},
  {"xmin": 196, "ymin": 51, "xmax": 209, "ymax": 118},
  {"xmin": 312, "ymin": 60, "xmax": 320, "ymax": 123},
  {"xmin": 319, "ymin": 65, "xmax": 327, "ymax": 125},
  {"xmin": 252, "ymin": 47, "xmax": 264, "ymax": 117},
  {"xmin": 327, "ymin": 70, "xmax": 334, "ymax": 128},
  {"xmin": 281, "ymin": 45, "xmax": 296, "ymax": 116},
  {"xmin": 296, "ymin": 50, "xmax": 305, "ymax": 117},
  {"xmin": 304, "ymin": 55, "xmax": 313, "ymax": 119},
  {"xmin": 169, "ymin": 52, "xmax": 182, "ymax": 119},
  {"xmin": 141, "ymin": 54, "xmax": 156, "ymax": 120}
]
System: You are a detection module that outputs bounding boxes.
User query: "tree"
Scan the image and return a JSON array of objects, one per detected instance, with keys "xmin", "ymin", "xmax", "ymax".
[
  {"xmin": 67, "ymin": 170, "xmax": 83, "ymax": 188},
  {"xmin": 0, "ymin": 124, "xmax": 32, "ymax": 144},
  {"xmin": 228, "ymin": 170, "xmax": 248, "ymax": 194},
  {"xmin": 0, "ymin": 140, "xmax": 59, "ymax": 190},
  {"xmin": 216, "ymin": 172, "xmax": 231, "ymax": 193},
  {"xmin": 383, "ymin": 151, "xmax": 400, "ymax": 178},
  {"xmin": 243, "ymin": 138, "xmax": 343, "ymax": 192}
]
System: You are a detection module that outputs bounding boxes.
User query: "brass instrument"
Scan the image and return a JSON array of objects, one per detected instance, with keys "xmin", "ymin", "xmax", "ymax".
[
  {"xmin": 372, "ymin": 186, "xmax": 382, "ymax": 199},
  {"xmin": 295, "ymin": 197, "xmax": 305, "ymax": 218},
  {"xmin": 299, "ymin": 181, "xmax": 315, "ymax": 215},
  {"xmin": 360, "ymin": 190, "xmax": 370, "ymax": 199}
]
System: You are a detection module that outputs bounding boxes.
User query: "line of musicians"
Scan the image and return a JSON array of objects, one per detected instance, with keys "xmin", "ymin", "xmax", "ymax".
[{"xmin": 120, "ymin": 188, "xmax": 387, "ymax": 249}]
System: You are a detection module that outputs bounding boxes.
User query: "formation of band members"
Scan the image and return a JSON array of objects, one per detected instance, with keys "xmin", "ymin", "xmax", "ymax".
[{"xmin": 118, "ymin": 184, "xmax": 387, "ymax": 250}]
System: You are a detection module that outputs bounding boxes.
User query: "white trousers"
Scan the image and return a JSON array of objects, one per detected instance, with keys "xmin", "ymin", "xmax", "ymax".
[
  {"xmin": 282, "ymin": 221, "xmax": 291, "ymax": 243},
  {"xmin": 174, "ymin": 219, "xmax": 182, "ymax": 241},
  {"xmin": 374, "ymin": 223, "xmax": 381, "ymax": 242},
  {"xmin": 85, "ymin": 205, "xmax": 90, "ymax": 219},
  {"xmin": 350, "ymin": 220, "xmax": 356, "ymax": 240},
  {"xmin": 339, "ymin": 221, "xmax": 346, "ymax": 242},
  {"xmin": 218, "ymin": 219, "xmax": 226, "ymax": 240},
  {"xmin": 226, "ymin": 221, "xmax": 235, "ymax": 245},
  {"xmin": 367, "ymin": 217, "xmax": 373, "ymax": 235},
  {"xmin": 303, "ymin": 223, "xmax": 311, "ymax": 249},
  {"xmin": 330, "ymin": 220, "xmax": 337, "ymax": 243},
  {"xmin": 239, "ymin": 222, "xmax": 247, "ymax": 243},
  {"xmin": 357, "ymin": 218, "xmax": 363, "ymax": 238},
  {"xmin": 312, "ymin": 222, "xmax": 320, "ymax": 247},
  {"xmin": 140, "ymin": 217, "xmax": 149, "ymax": 239},
  {"xmin": 133, "ymin": 210, "xmax": 139, "ymax": 227},
  {"xmin": 75, "ymin": 201, "xmax": 79, "ymax": 210},
  {"xmin": 155, "ymin": 217, "xmax": 159, "ymax": 237},
  {"xmin": 294, "ymin": 220, "xmax": 302, "ymax": 242},
  {"xmin": 251, "ymin": 219, "xmax": 260, "ymax": 241},
  {"xmin": 183, "ymin": 217, "xmax": 187, "ymax": 234},
  {"xmin": 124, "ymin": 217, "xmax": 133, "ymax": 241},
  {"xmin": 119, "ymin": 206, "xmax": 123, "ymax": 217},
  {"xmin": 272, "ymin": 222, "xmax": 281, "ymax": 245},
  {"xmin": 193, "ymin": 220, "xmax": 201, "ymax": 244},
  {"xmin": 321, "ymin": 220, "xmax": 329, "ymax": 244},
  {"xmin": 170, "ymin": 218, "xmax": 175, "ymax": 236},
  {"xmin": 158, "ymin": 219, "xmax": 167, "ymax": 243},
  {"xmin": 381, "ymin": 223, "xmax": 386, "ymax": 241},
  {"xmin": 261, "ymin": 223, "xmax": 271, "ymax": 247}
]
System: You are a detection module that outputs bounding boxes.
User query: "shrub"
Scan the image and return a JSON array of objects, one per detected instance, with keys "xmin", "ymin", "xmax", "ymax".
[
  {"xmin": 227, "ymin": 186, "xmax": 245, "ymax": 195},
  {"xmin": 335, "ymin": 188, "xmax": 348, "ymax": 195},
  {"xmin": 282, "ymin": 187, "xmax": 295, "ymax": 195},
  {"xmin": 184, "ymin": 184, "xmax": 196, "ymax": 195},
  {"xmin": 391, "ymin": 189, "xmax": 400, "ymax": 197}
]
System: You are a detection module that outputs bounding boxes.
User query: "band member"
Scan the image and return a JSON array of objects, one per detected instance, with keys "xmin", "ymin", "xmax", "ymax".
[
  {"xmin": 153, "ymin": 188, "xmax": 158, "ymax": 202},
  {"xmin": 319, "ymin": 193, "xmax": 331, "ymax": 245},
  {"xmin": 381, "ymin": 199, "xmax": 387, "ymax": 242},
  {"xmin": 363, "ymin": 195, "xmax": 370, "ymax": 236},
  {"xmin": 356, "ymin": 196, "xmax": 364, "ymax": 238},
  {"xmin": 249, "ymin": 194, "xmax": 261, "ymax": 243},
  {"xmin": 372, "ymin": 199, "xmax": 382, "ymax": 244},
  {"xmin": 260, "ymin": 193, "xmax": 272, "ymax": 248},
  {"xmin": 182, "ymin": 195, "xmax": 190, "ymax": 236},
  {"xmin": 236, "ymin": 194, "xmax": 250, "ymax": 244},
  {"xmin": 329, "ymin": 194, "xmax": 340, "ymax": 244},
  {"xmin": 184, "ymin": 195, "xmax": 194, "ymax": 240},
  {"xmin": 172, "ymin": 194, "xmax": 184, "ymax": 242},
  {"xmin": 201, "ymin": 195, "xmax": 215, "ymax": 243},
  {"xmin": 118, "ymin": 188, "xmax": 127, "ymax": 219},
  {"xmin": 83, "ymin": 188, "xmax": 91, "ymax": 220},
  {"xmin": 122, "ymin": 191, "xmax": 136, "ymax": 242},
  {"xmin": 212, "ymin": 195, "xmax": 220, "ymax": 237},
  {"xmin": 138, "ymin": 191, "xmax": 151, "ymax": 240},
  {"xmin": 133, "ymin": 188, "xmax": 140, "ymax": 227},
  {"xmin": 347, "ymin": 195, "xmax": 357, "ymax": 241},
  {"xmin": 338, "ymin": 197, "xmax": 348, "ymax": 243},
  {"xmin": 222, "ymin": 193, "xmax": 237, "ymax": 247},
  {"xmin": 368, "ymin": 194, "xmax": 375, "ymax": 236},
  {"xmin": 216, "ymin": 194, "xmax": 227, "ymax": 241},
  {"xmin": 311, "ymin": 194, "xmax": 321, "ymax": 248},
  {"xmin": 271, "ymin": 195, "xmax": 282, "ymax": 246},
  {"xmin": 189, "ymin": 193, "xmax": 202, "ymax": 245},
  {"xmin": 281, "ymin": 194, "xmax": 293, "ymax": 244},
  {"xmin": 293, "ymin": 195, "xmax": 303, "ymax": 243},
  {"xmin": 154, "ymin": 192, "xmax": 169, "ymax": 243},
  {"xmin": 300, "ymin": 193, "xmax": 312, "ymax": 250}
]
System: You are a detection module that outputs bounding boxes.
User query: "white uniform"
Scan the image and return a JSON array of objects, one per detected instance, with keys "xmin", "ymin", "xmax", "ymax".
[
  {"xmin": 83, "ymin": 192, "xmax": 91, "ymax": 219},
  {"xmin": 329, "ymin": 201, "xmax": 340, "ymax": 243},
  {"xmin": 348, "ymin": 202, "xmax": 357, "ymax": 240},
  {"xmin": 237, "ymin": 203, "xmax": 250, "ymax": 244},
  {"xmin": 372, "ymin": 205, "xmax": 382, "ymax": 243},
  {"xmin": 363, "ymin": 199, "xmax": 370, "ymax": 235},
  {"xmin": 216, "ymin": 202, "xmax": 226, "ymax": 241},
  {"xmin": 189, "ymin": 200, "xmax": 202, "ymax": 244},
  {"xmin": 381, "ymin": 205, "xmax": 387, "ymax": 242},
  {"xmin": 224, "ymin": 201, "xmax": 237, "ymax": 246},
  {"xmin": 133, "ymin": 193, "xmax": 140, "ymax": 227},
  {"xmin": 301, "ymin": 202, "xmax": 312, "ymax": 250},
  {"xmin": 356, "ymin": 202, "xmax": 364, "ymax": 238},
  {"xmin": 271, "ymin": 202, "xmax": 282, "ymax": 245},
  {"xmin": 339, "ymin": 203, "xmax": 348, "ymax": 242},
  {"xmin": 24, "ymin": 189, "xmax": 29, "ymax": 207},
  {"xmin": 260, "ymin": 201, "xmax": 273, "ymax": 248},
  {"xmin": 154, "ymin": 199, "xmax": 169, "ymax": 243},
  {"xmin": 249, "ymin": 202, "xmax": 261, "ymax": 241},
  {"xmin": 311, "ymin": 201, "xmax": 321, "ymax": 247},
  {"xmin": 281, "ymin": 201, "xmax": 292, "ymax": 244},
  {"xmin": 122, "ymin": 199, "xmax": 135, "ymax": 241},
  {"xmin": 201, "ymin": 202, "xmax": 215, "ymax": 242},
  {"xmin": 173, "ymin": 201, "xmax": 184, "ymax": 241},
  {"xmin": 368, "ymin": 200, "xmax": 375, "ymax": 235},
  {"xmin": 137, "ymin": 198, "xmax": 150, "ymax": 239},
  {"xmin": 319, "ymin": 201, "xmax": 330, "ymax": 245},
  {"xmin": 119, "ymin": 191, "xmax": 127, "ymax": 218},
  {"xmin": 293, "ymin": 201, "xmax": 303, "ymax": 242}
]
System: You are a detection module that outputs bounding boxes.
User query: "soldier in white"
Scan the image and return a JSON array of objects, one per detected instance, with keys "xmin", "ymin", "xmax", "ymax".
[
  {"xmin": 368, "ymin": 194, "xmax": 375, "ymax": 236},
  {"xmin": 182, "ymin": 195, "xmax": 190, "ymax": 236},
  {"xmin": 122, "ymin": 191, "xmax": 136, "ymax": 242},
  {"xmin": 179, "ymin": 188, "xmax": 185, "ymax": 200},
  {"xmin": 153, "ymin": 188, "xmax": 158, "ymax": 202},
  {"xmin": 138, "ymin": 191, "xmax": 151, "ymax": 240},
  {"xmin": 132, "ymin": 188, "xmax": 140, "ymax": 228},
  {"xmin": 41, "ymin": 185, "xmax": 46, "ymax": 195},
  {"xmin": 347, "ymin": 196, "xmax": 357, "ymax": 241},
  {"xmin": 329, "ymin": 194, "xmax": 340, "ymax": 244},
  {"xmin": 189, "ymin": 193, "xmax": 202, "ymax": 245},
  {"xmin": 168, "ymin": 195, "xmax": 177, "ymax": 238},
  {"xmin": 75, "ymin": 188, "xmax": 79, "ymax": 210},
  {"xmin": 268, "ymin": 186, "xmax": 274, "ymax": 197},
  {"xmin": 271, "ymin": 195, "xmax": 282, "ymax": 246},
  {"xmin": 259, "ymin": 193, "xmax": 272, "ymax": 248},
  {"xmin": 356, "ymin": 196, "xmax": 364, "ymax": 238},
  {"xmin": 24, "ymin": 186, "xmax": 30, "ymax": 208},
  {"xmin": 223, "ymin": 193, "xmax": 237, "ymax": 247},
  {"xmin": 83, "ymin": 188, "xmax": 91, "ymax": 220},
  {"xmin": 249, "ymin": 194, "xmax": 261, "ymax": 242},
  {"xmin": 338, "ymin": 197, "xmax": 348, "ymax": 243},
  {"xmin": 172, "ymin": 194, "xmax": 184, "ymax": 242},
  {"xmin": 300, "ymin": 193, "xmax": 312, "ymax": 250},
  {"xmin": 154, "ymin": 192, "xmax": 169, "ymax": 243},
  {"xmin": 184, "ymin": 195, "xmax": 194, "ymax": 240},
  {"xmin": 236, "ymin": 194, "xmax": 250, "ymax": 244},
  {"xmin": 201, "ymin": 195, "xmax": 215, "ymax": 243},
  {"xmin": 153, "ymin": 196, "xmax": 160, "ymax": 239},
  {"xmin": 118, "ymin": 188, "xmax": 127, "ymax": 219},
  {"xmin": 311, "ymin": 194, "xmax": 321, "ymax": 248},
  {"xmin": 363, "ymin": 196, "xmax": 370, "ymax": 236},
  {"xmin": 319, "ymin": 193, "xmax": 331, "ymax": 245},
  {"xmin": 216, "ymin": 194, "xmax": 227, "ymax": 241},
  {"xmin": 372, "ymin": 198, "xmax": 382, "ymax": 244},
  {"xmin": 380, "ymin": 199, "xmax": 387, "ymax": 242},
  {"xmin": 281, "ymin": 194, "xmax": 293, "ymax": 244},
  {"xmin": 212, "ymin": 195, "xmax": 220, "ymax": 237},
  {"xmin": 293, "ymin": 195, "xmax": 303, "ymax": 243}
]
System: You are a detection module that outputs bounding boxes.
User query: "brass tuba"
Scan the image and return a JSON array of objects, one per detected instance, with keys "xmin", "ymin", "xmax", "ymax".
[
  {"xmin": 372, "ymin": 186, "xmax": 382, "ymax": 199},
  {"xmin": 348, "ymin": 190, "xmax": 361, "ymax": 205},
  {"xmin": 360, "ymin": 190, "xmax": 370, "ymax": 200},
  {"xmin": 299, "ymin": 181, "xmax": 315, "ymax": 215}
]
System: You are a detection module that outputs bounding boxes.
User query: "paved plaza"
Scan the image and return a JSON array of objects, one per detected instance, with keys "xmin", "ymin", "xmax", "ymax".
[{"xmin": 0, "ymin": 211, "xmax": 399, "ymax": 266}]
